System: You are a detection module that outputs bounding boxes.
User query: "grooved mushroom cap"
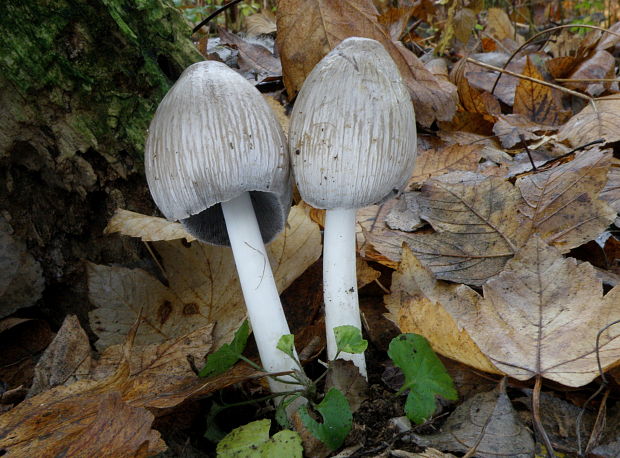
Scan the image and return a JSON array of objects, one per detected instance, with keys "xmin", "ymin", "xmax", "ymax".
[
  {"xmin": 288, "ymin": 37, "xmax": 417, "ymax": 209},
  {"xmin": 145, "ymin": 61, "xmax": 292, "ymax": 246}
]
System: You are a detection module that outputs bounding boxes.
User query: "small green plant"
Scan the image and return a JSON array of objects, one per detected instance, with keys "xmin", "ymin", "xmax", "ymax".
[
  {"xmin": 388, "ymin": 333, "xmax": 458, "ymax": 424},
  {"xmin": 216, "ymin": 419, "xmax": 302, "ymax": 458},
  {"xmin": 202, "ymin": 323, "xmax": 457, "ymax": 453}
]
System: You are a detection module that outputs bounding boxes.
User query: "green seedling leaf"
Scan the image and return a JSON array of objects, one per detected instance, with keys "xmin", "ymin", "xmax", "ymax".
[
  {"xmin": 199, "ymin": 320, "xmax": 250, "ymax": 378},
  {"xmin": 276, "ymin": 334, "xmax": 296, "ymax": 360},
  {"xmin": 388, "ymin": 333, "xmax": 458, "ymax": 424},
  {"xmin": 334, "ymin": 325, "xmax": 368, "ymax": 354},
  {"xmin": 216, "ymin": 419, "xmax": 302, "ymax": 458},
  {"xmin": 299, "ymin": 388, "xmax": 352, "ymax": 450}
]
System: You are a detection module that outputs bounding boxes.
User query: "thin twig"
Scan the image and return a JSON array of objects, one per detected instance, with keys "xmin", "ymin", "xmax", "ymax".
[
  {"xmin": 520, "ymin": 134, "xmax": 537, "ymax": 171},
  {"xmin": 466, "ymin": 57, "xmax": 592, "ymax": 102},
  {"xmin": 556, "ymin": 78, "xmax": 620, "ymax": 83}
]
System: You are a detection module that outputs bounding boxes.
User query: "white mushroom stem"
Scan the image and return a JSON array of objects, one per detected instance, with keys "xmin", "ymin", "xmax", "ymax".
[
  {"xmin": 221, "ymin": 191, "xmax": 299, "ymax": 393},
  {"xmin": 323, "ymin": 208, "xmax": 367, "ymax": 379}
]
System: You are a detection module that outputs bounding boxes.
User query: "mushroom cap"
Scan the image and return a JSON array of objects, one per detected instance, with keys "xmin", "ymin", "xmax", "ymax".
[
  {"xmin": 288, "ymin": 37, "xmax": 417, "ymax": 210},
  {"xmin": 145, "ymin": 61, "xmax": 292, "ymax": 246}
]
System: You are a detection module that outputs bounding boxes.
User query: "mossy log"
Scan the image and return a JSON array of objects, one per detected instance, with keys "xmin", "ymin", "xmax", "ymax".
[{"xmin": 0, "ymin": 0, "xmax": 202, "ymax": 327}]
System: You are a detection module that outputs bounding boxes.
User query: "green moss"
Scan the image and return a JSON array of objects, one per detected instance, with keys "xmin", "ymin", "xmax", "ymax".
[{"xmin": 0, "ymin": 0, "xmax": 202, "ymax": 162}]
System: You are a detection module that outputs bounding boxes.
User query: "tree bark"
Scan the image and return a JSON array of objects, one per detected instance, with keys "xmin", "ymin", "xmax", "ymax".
[{"xmin": 0, "ymin": 0, "xmax": 202, "ymax": 328}]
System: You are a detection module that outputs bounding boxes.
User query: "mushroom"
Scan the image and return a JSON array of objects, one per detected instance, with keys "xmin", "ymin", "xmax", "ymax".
[
  {"xmin": 145, "ymin": 61, "xmax": 297, "ymax": 393},
  {"xmin": 288, "ymin": 38, "xmax": 417, "ymax": 378}
]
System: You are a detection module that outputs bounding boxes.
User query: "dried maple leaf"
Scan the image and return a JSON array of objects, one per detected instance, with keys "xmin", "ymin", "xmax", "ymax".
[
  {"xmin": 90, "ymin": 205, "xmax": 321, "ymax": 349},
  {"xmin": 410, "ymin": 144, "xmax": 482, "ymax": 185},
  {"xmin": 493, "ymin": 114, "xmax": 556, "ymax": 149},
  {"xmin": 28, "ymin": 315, "xmax": 91, "ymax": 397},
  {"xmin": 451, "ymin": 59, "xmax": 501, "ymax": 116},
  {"xmin": 413, "ymin": 387, "xmax": 534, "ymax": 455},
  {"xmin": 513, "ymin": 56, "xmax": 566, "ymax": 125},
  {"xmin": 105, "ymin": 209, "xmax": 196, "ymax": 242},
  {"xmin": 558, "ymin": 95, "xmax": 620, "ymax": 147},
  {"xmin": 407, "ymin": 172, "xmax": 526, "ymax": 285},
  {"xmin": 384, "ymin": 246, "xmax": 502, "ymax": 375},
  {"xmin": 454, "ymin": 236, "xmax": 620, "ymax": 386},
  {"xmin": 564, "ymin": 49, "xmax": 615, "ymax": 96},
  {"xmin": 516, "ymin": 148, "xmax": 616, "ymax": 252},
  {"xmin": 276, "ymin": 0, "xmax": 456, "ymax": 126}
]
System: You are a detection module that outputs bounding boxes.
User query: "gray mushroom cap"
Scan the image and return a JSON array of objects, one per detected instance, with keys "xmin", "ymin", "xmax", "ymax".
[
  {"xmin": 145, "ymin": 61, "xmax": 292, "ymax": 246},
  {"xmin": 288, "ymin": 37, "xmax": 417, "ymax": 210}
]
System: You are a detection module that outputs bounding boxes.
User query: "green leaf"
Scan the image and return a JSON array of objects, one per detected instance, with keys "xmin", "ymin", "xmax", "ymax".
[
  {"xmin": 299, "ymin": 388, "xmax": 352, "ymax": 450},
  {"xmin": 276, "ymin": 334, "xmax": 296, "ymax": 360},
  {"xmin": 388, "ymin": 333, "xmax": 458, "ymax": 424},
  {"xmin": 199, "ymin": 320, "xmax": 250, "ymax": 378},
  {"xmin": 334, "ymin": 325, "xmax": 368, "ymax": 354},
  {"xmin": 216, "ymin": 419, "xmax": 302, "ymax": 458}
]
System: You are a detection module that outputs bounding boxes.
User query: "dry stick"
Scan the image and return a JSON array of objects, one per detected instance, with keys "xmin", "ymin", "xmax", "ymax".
[
  {"xmin": 532, "ymin": 375, "xmax": 556, "ymax": 457},
  {"xmin": 490, "ymin": 24, "xmax": 620, "ymax": 96},
  {"xmin": 556, "ymin": 78, "xmax": 620, "ymax": 83},
  {"xmin": 520, "ymin": 133, "xmax": 537, "ymax": 171},
  {"xmin": 191, "ymin": 0, "xmax": 243, "ymax": 35}
]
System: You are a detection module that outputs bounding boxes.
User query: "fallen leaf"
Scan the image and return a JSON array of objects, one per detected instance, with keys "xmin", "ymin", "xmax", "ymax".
[
  {"xmin": 546, "ymin": 55, "xmax": 578, "ymax": 79},
  {"xmin": 0, "ymin": 377, "xmax": 166, "ymax": 457},
  {"xmin": 0, "ymin": 217, "xmax": 44, "ymax": 318},
  {"xmin": 449, "ymin": 237, "xmax": 620, "ymax": 386},
  {"xmin": 513, "ymin": 56, "xmax": 566, "ymax": 125},
  {"xmin": 410, "ymin": 144, "xmax": 482, "ymax": 184},
  {"xmin": 245, "ymin": 10, "xmax": 277, "ymax": 36},
  {"xmin": 90, "ymin": 205, "xmax": 321, "ymax": 349},
  {"xmin": 453, "ymin": 8, "xmax": 476, "ymax": 43},
  {"xmin": 28, "ymin": 315, "xmax": 91, "ymax": 397},
  {"xmin": 378, "ymin": 6, "xmax": 416, "ymax": 41},
  {"xmin": 276, "ymin": 0, "xmax": 457, "ymax": 126},
  {"xmin": 356, "ymin": 258, "xmax": 380, "ymax": 289},
  {"xmin": 105, "ymin": 209, "xmax": 196, "ymax": 242},
  {"xmin": 413, "ymin": 386, "xmax": 534, "ymax": 456},
  {"xmin": 451, "ymin": 59, "xmax": 501, "ymax": 116},
  {"xmin": 516, "ymin": 148, "xmax": 616, "ymax": 252},
  {"xmin": 493, "ymin": 114, "xmax": 556, "ymax": 148},
  {"xmin": 486, "ymin": 8, "xmax": 517, "ymax": 41},
  {"xmin": 218, "ymin": 27, "xmax": 281, "ymax": 81},
  {"xmin": 407, "ymin": 172, "xmax": 525, "ymax": 285},
  {"xmin": 601, "ymin": 159, "xmax": 620, "ymax": 215},
  {"xmin": 385, "ymin": 193, "xmax": 424, "ymax": 232},
  {"xmin": 384, "ymin": 246, "xmax": 502, "ymax": 375},
  {"xmin": 564, "ymin": 49, "xmax": 615, "ymax": 96},
  {"xmin": 558, "ymin": 95, "xmax": 620, "ymax": 147}
]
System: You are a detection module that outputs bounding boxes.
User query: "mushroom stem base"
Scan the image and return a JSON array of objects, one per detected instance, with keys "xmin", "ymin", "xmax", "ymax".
[
  {"xmin": 222, "ymin": 192, "xmax": 299, "ymax": 393},
  {"xmin": 323, "ymin": 208, "xmax": 367, "ymax": 379}
]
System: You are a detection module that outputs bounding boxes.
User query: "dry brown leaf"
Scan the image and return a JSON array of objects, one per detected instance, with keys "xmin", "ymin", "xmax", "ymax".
[
  {"xmin": 546, "ymin": 55, "xmax": 578, "ymax": 79},
  {"xmin": 406, "ymin": 172, "xmax": 526, "ymax": 285},
  {"xmin": 558, "ymin": 95, "xmax": 620, "ymax": 147},
  {"xmin": 517, "ymin": 149, "xmax": 616, "ymax": 252},
  {"xmin": 263, "ymin": 95, "xmax": 289, "ymax": 134},
  {"xmin": 276, "ymin": 0, "xmax": 457, "ymax": 126},
  {"xmin": 384, "ymin": 246, "xmax": 502, "ymax": 375},
  {"xmin": 105, "ymin": 209, "xmax": 197, "ymax": 242},
  {"xmin": 28, "ymin": 315, "xmax": 91, "ymax": 398},
  {"xmin": 513, "ymin": 56, "xmax": 566, "ymax": 125},
  {"xmin": 453, "ymin": 8, "xmax": 476, "ymax": 43},
  {"xmin": 90, "ymin": 205, "xmax": 321, "ymax": 349},
  {"xmin": 218, "ymin": 27, "xmax": 281, "ymax": 80},
  {"xmin": 565, "ymin": 50, "xmax": 616, "ymax": 96},
  {"xmin": 245, "ymin": 10, "xmax": 277, "ymax": 36},
  {"xmin": 0, "ymin": 377, "xmax": 166, "ymax": 457},
  {"xmin": 493, "ymin": 114, "xmax": 556, "ymax": 148},
  {"xmin": 601, "ymin": 159, "xmax": 620, "ymax": 215},
  {"xmin": 485, "ymin": 8, "xmax": 516, "ymax": 41},
  {"xmin": 378, "ymin": 6, "xmax": 416, "ymax": 41},
  {"xmin": 451, "ymin": 60, "xmax": 501, "ymax": 116},
  {"xmin": 356, "ymin": 258, "xmax": 380, "ymax": 289},
  {"xmin": 413, "ymin": 387, "xmax": 534, "ymax": 455},
  {"xmin": 453, "ymin": 236, "xmax": 620, "ymax": 386},
  {"xmin": 410, "ymin": 144, "xmax": 482, "ymax": 185}
]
